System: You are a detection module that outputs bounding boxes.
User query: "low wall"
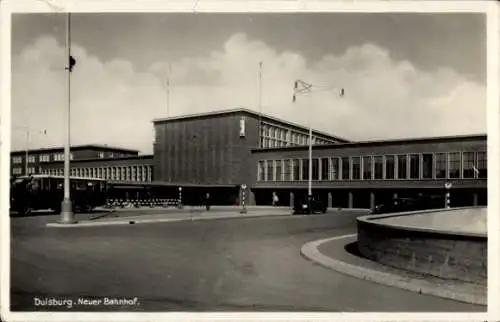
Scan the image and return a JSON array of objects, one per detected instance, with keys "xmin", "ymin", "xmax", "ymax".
[{"xmin": 357, "ymin": 207, "xmax": 487, "ymax": 285}]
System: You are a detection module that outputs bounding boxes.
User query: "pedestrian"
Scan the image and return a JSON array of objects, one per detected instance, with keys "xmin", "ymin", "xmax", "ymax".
[
  {"xmin": 272, "ymin": 192, "xmax": 279, "ymax": 207},
  {"xmin": 205, "ymin": 192, "xmax": 211, "ymax": 211}
]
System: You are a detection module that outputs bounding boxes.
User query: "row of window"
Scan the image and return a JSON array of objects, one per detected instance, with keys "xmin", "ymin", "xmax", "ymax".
[
  {"xmin": 260, "ymin": 122, "xmax": 333, "ymax": 148},
  {"xmin": 11, "ymin": 151, "xmax": 127, "ymax": 165},
  {"xmin": 12, "ymin": 167, "xmax": 37, "ymax": 175},
  {"xmin": 43, "ymin": 165, "xmax": 153, "ymax": 182},
  {"xmin": 257, "ymin": 151, "xmax": 487, "ymax": 182},
  {"xmin": 11, "ymin": 153, "xmax": 75, "ymax": 164}
]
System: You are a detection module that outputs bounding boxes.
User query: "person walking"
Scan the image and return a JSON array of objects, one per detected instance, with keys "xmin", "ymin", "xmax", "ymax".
[
  {"xmin": 205, "ymin": 192, "xmax": 211, "ymax": 211},
  {"xmin": 272, "ymin": 192, "xmax": 279, "ymax": 207}
]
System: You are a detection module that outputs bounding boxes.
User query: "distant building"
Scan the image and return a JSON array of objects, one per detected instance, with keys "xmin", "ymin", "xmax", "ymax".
[
  {"xmin": 10, "ymin": 108, "xmax": 487, "ymax": 208},
  {"xmin": 10, "ymin": 145, "xmax": 142, "ymax": 177}
]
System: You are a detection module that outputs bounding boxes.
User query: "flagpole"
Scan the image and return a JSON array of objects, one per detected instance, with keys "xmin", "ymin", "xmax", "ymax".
[
  {"xmin": 60, "ymin": 12, "xmax": 76, "ymax": 224},
  {"xmin": 258, "ymin": 61, "xmax": 262, "ymax": 147}
]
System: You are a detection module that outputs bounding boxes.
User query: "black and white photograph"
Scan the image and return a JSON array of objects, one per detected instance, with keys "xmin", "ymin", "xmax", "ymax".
[{"xmin": 1, "ymin": 1, "xmax": 498, "ymax": 320}]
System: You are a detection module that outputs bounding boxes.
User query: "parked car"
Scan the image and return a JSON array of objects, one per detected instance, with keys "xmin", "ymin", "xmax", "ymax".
[
  {"xmin": 372, "ymin": 195, "xmax": 443, "ymax": 214},
  {"xmin": 293, "ymin": 195, "xmax": 327, "ymax": 214}
]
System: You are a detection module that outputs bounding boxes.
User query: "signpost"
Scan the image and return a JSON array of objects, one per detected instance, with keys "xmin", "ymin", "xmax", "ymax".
[
  {"xmin": 444, "ymin": 182, "xmax": 452, "ymax": 209},
  {"xmin": 240, "ymin": 184, "xmax": 247, "ymax": 214},
  {"xmin": 178, "ymin": 186, "xmax": 183, "ymax": 209}
]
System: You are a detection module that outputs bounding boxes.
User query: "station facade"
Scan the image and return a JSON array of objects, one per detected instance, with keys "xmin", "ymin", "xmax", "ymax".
[{"xmin": 10, "ymin": 108, "xmax": 487, "ymax": 209}]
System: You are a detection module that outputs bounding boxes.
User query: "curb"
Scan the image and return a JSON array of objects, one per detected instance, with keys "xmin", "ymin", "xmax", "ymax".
[
  {"xmin": 300, "ymin": 235, "xmax": 486, "ymax": 306},
  {"xmin": 46, "ymin": 212, "xmax": 292, "ymax": 228}
]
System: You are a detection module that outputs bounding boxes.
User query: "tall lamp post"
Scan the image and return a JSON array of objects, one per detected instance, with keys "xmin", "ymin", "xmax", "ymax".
[
  {"xmin": 60, "ymin": 12, "xmax": 77, "ymax": 224},
  {"xmin": 293, "ymin": 80, "xmax": 344, "ymax": 212}
]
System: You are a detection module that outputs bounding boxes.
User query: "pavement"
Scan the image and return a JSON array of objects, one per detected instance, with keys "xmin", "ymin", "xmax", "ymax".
[
  {"xmin": 9, "ymin": 209, "xmax": 485, "ymax": 313},
  {"xmin": 301, "ymin": 235, "xmax": 486, "ymax": 306},
  {"xmin": 45, "ymin": 206, "xmax": 369, "ymax": 228}
]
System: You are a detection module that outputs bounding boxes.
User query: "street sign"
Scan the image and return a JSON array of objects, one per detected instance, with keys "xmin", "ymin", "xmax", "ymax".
[{"xmin": 444, "ymin": 183, "xmax": 452, "ymax": 189}]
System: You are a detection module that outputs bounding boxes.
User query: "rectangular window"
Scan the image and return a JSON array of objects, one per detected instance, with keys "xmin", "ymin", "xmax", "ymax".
[
  {"xmin": 462, "ymin": 152, "xmax": 475, "ymax": 179},
  {"xmin": 476, "ymin": 151, "xmax": 487, "ymax": 178},
  {"xmin": 341, "ymin": 157, "xmax": 350, "ymax": 180},
  {"xmin": 98, "ymin": 152, "xmax": 105, "ymax": 159},
  {"xmin": 330, "ymin": 157, "xmax": 339, "ymax": 180},
  {"xmin": 28, "ymin": 155, "xmax": 36, "ymax": 163},
  {"xmin": 363, "ymin": 156, "xmax": 372, "ymax": 180},
  {"xmin": 320, "ymin": 158, "xmax": 329, "ymax": 180},
  {"xmin": 352, "ymin": 157, "xmax": 361, "ymax": 180},
  {"xmin": 449, "ymin": 152, "xmax": 461, "ymax": 179},
  {"xmin": 409, "ymin": 154, "xmax": 420, "ymax": 179},
  {"xmin": 39, "ymin": 154, "xmax": 50, "ymax": 162},
  {"xmin": 266, "ymin": 161, "xmax": 274, "ymax": 181},
  {"xmin": 385, "ymin": 155, "xmax": 395, "ymax": 179},
  {"xmin": 12, "ymin": 156, "xmax": 22, "ymax": 164},
  {"xmin": 396, "ymin": 154, "xmax": 407, "ymax": 179},
  {"xmin": 435, "ymin": 153, "xmax": 447, "ymax": 179},
  {"xmin": 28, "ymin": 167, "xmax": 35, "ymax": 174},
  {"xmin": 283, "ymin": 160, "xmax": 292, "ymax": 181},
  {"xmin": 301, "ymin": 159, "xmax": 309, "ymax": 181},
  {"xmin": 257, "ymin": 161, "xmax": 265, "ymax": 181},
  {"xmin": 374, "ymin": 156, "xmax": 383, "ymax": 180},
  {"xmin": 12, "ymin": 168, "xmax": 22, "ymax": 175},
  {"xmin": 276, "ymin": 160, "xmax": 283, "ymax": 181},
  {"xmin": 292, "ymin": 159, "xmax": 300, "ymax": 181},
  {"xmin": 312, "ymin": 158, "xmax": 319, "ymax": 181},
  {"xmin": 422, "ymin": 154, "xmax": 434, "ymax": 179}
]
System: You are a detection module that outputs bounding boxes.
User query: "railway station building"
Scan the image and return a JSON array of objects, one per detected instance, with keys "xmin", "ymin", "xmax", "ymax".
[{"xmin": 10, "ymin": 108, "xmax": 487, "ymax": 209}]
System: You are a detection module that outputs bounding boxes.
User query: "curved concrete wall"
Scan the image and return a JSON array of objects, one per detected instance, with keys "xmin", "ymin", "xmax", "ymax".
[{"xmin": 357, "ymin": 207, "xmax": 487, "ymax": 285}]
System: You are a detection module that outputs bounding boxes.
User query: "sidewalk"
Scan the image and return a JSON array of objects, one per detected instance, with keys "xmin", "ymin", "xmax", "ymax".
[
  {"xmin": 46, "ymin": 207, "xmax": 371, "ymax": 228},
  {"xmin": 301, "ymin": 235, "xmax": 486, "ymax": 306},
  {"xmin": 46, "ymin": 206, "xmax": 293, "ymax": 228}
]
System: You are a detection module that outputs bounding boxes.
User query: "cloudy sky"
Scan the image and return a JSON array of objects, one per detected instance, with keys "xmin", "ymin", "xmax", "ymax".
[{"xmin": 11, "ymin": 12, "xmax": 486, "ymax": 155}]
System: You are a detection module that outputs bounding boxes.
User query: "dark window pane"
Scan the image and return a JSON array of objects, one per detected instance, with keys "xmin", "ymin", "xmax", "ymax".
[
  {"xmin": 331, "ymin": 157, "xmax": 339, "ymax": 180},
  {"xmin": 422, "ymin": 154, "xmax": 433, "ymax": 179},
  {"xmin": 409, "ymin": 154, "xmax": 420, "ymax": 179},
  {"xmin": 312, "ymin": 158, "xmax": 319, "ymax": 181},
  {"xmin": 321, "ymin": 158, "xmax": 329, "ymax": 180},
  {"xmin": 352, "ymin": 157, "xmax": 361, "ymax": 180},
  {"xmin": 363, "ymin": 156, "xmax": 372, "ymax": 180},
  {"xmin": 302, "ymin": 159, "xmax": 309, "ymax": 181},
  {"xmin": 477, "ymin": 151, "xmax": 487, "ymax": 178},
  {"xmin": 276, "ymin": 160, "xmax": 282, "ymax": 181},
  {"xmin": 397, "ymin": 154, "xmax": 407, "ymax": 180},
  {"xmin": 385, "ymin": 155, "xmax": 395, "ymax": 179},
  {"xmin": 342, "ymin": 157, "xmax": 350, "ymax": 180},
  {"xmin": 293, "ymin": 159, "xmax": 300, "ymax": 181},
  {"xmin": 435, "ymin": 153, "xmax": 447, "ymax": 178},
  {"xmin": 374, "ymin": 156, "xmax": 383, "ymax": 180},
  {"xmin": 449, "ymin": 152, "xmax": 461, "ymax": 179},
  {"xmin": 462, "ymin": 152, "xmax": 475, "ymax": 179}
]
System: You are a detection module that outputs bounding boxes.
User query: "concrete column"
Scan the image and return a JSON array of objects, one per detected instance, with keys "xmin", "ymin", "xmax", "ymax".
[
  {"xmin": 290, "ymin": 191, "xmax": 294, "ymax": 208},
  {"xmin": 249, "ymin": 190, "xmax": 256, "ymax": 206},
  {"xmin": 370, "ymin": 192, "xmax": 375, "ymax": 210},
  {"xmin": 348, "ymin": 191, "xmax": 353, "ymax": 209},
  {"xmin": 328, "ymin": 192, "xmax": 333, "ymax": 208},
  {"xmin": 473, "ymin": 193, "xmax": 478, "ymax": 206}
]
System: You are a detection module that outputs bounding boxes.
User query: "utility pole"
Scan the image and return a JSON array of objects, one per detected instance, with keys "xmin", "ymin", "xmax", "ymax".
[
  {"xmin": 166, "ymin": 63, "xmax": 171, "ymax": 117},
  {"xmin": 60, "ymin": 12, "xmax": 77, "ymax": 224},
  {"xmin": 293, "ymin": 80, "xmax": 344, "ymax": 213}
]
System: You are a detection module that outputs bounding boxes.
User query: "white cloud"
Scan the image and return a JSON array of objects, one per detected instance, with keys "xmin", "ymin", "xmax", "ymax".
[{"xmin": 11, "ymin": 33, "xmax": 485, "ymax": 154}]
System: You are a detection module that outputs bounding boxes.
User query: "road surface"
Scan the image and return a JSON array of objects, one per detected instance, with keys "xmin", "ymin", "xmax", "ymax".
[{"xmin": 10, "ymin": 211, "xmax": 484, "ymax": 312}]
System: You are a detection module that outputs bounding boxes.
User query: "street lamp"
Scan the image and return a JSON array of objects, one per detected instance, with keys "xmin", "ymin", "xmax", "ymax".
[
  {"xmin": 60, "ymin": 12, "xmax": 77, "ymax": 224},
  {"xmin": 293, "ymin": 80, "xmax": 344, "ymax": 213}
]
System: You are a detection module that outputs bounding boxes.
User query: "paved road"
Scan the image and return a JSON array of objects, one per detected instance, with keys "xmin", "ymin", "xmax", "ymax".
[{"xmin": 10, "ymin": 211, "xmax": 483, "ymax": 312}]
